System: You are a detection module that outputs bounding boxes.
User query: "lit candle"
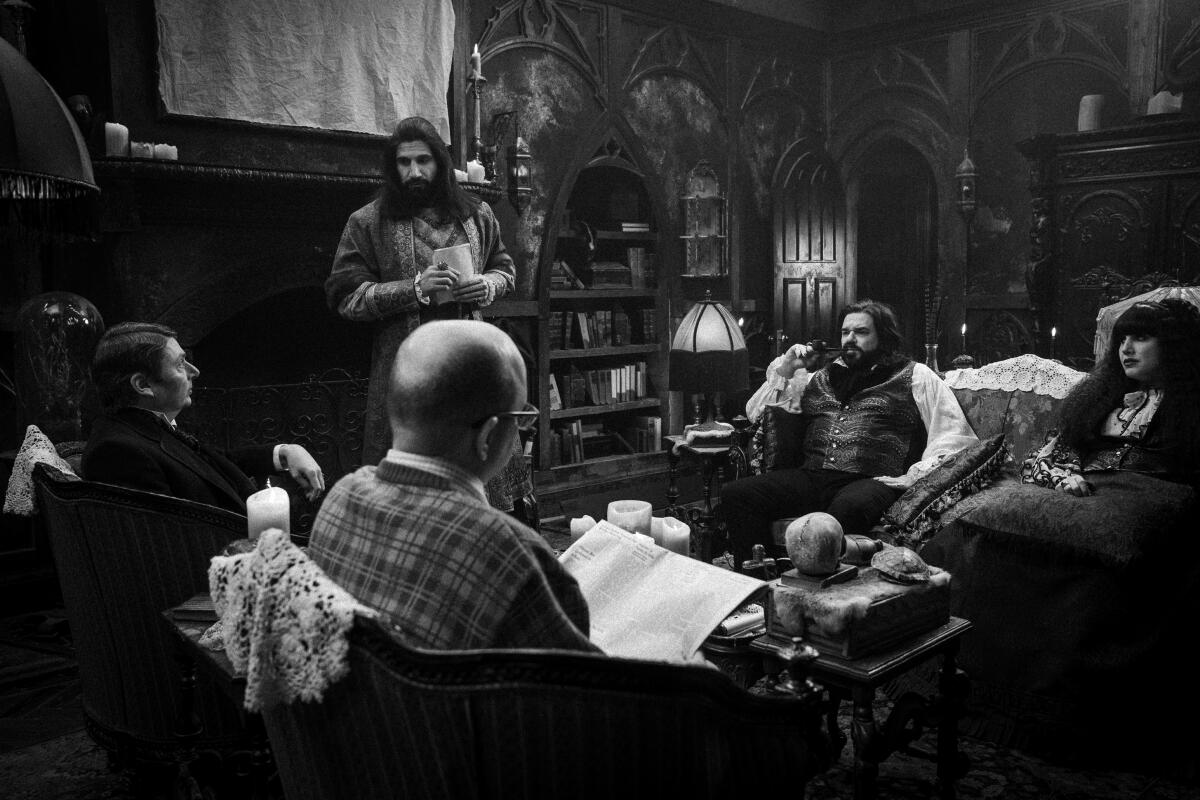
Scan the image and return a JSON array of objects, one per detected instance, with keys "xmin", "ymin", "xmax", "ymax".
[
  {"xmin": 661, "ymin": 517, "xmax": 691, "ymax": 556},
  {"xmin": 961, "ymin": 322, "xmax": 967, "ymax": 353},
  {"xmin": 606, "ymin": 500, "xmax": 652, "ymax": 537},
  {"xmin": 1051, "ymin": 326, "xmax": 1057, "ymax": 357},
  {"xmin": 246, "ymin": 483, "xmax": 290, "ymax": 541},
  {"xmin": 470, "ymin": 43, "xmax": 481, "ymax": 77}
]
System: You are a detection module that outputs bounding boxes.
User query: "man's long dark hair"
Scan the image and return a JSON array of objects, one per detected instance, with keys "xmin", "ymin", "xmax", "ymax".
[
  {"xmin": 1056, "ymin": 298, "xmax": 1200, "ymax": 461},
  {"xmin": 377, "ymin": 116, "xmax": 479, "ymax": 221},
  {"xmin": 838, "ymin": 299, "xmax": 909, "ymax": 367}
]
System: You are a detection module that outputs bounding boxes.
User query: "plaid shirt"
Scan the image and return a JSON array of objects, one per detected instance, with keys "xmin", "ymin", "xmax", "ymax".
[{"xmin": 309, "ymin": 454, "xmax": 596, "ymax": 652}]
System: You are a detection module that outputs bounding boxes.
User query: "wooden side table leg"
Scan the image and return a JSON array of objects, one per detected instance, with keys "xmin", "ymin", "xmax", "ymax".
[
  {"xmin": 851, "ymin": 685, "xmax": 880, "ymax": 800},
  {"xmin": 665, "ymin": 446, "xmax": 682, "ymax": 519},
  {"xmin": 936, "ymin": 641, "xmax": 968, "ymax": 799}
]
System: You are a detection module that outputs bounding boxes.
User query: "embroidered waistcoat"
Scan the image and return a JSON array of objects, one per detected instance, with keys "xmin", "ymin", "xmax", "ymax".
[{"xmin": 800, "ymin": 362, "xmax": 923, "ymax": 476}]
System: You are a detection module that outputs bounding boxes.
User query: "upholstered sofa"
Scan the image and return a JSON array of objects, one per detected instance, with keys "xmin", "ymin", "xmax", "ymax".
[{"xmin": 751, "ymin": 354, "xmax": 1198, "ymax": 768}]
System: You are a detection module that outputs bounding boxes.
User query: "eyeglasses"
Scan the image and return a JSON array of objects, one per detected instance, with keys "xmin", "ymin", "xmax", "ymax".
[{"xmin": 471, "ymin": 402, "xmax": 540, "ymax": 432}]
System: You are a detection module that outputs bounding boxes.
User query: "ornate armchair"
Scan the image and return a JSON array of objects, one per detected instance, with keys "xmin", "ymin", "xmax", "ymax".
[
  {"xmin": 32, "ymin": 463, "xmax": 262, "ymax": 795},
  {"xmin": 262, "ymin": 613, "xmax": 830, "ymax": 800}
]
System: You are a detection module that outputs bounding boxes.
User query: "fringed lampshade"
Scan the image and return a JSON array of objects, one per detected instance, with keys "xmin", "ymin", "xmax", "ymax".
[
  {"xmin": 1, "ymin": 36, "xmax": 98, "ymax": 242},
  {"xmin": 669, "ymin": 291, "xmax": 749, "ymax": 395}
]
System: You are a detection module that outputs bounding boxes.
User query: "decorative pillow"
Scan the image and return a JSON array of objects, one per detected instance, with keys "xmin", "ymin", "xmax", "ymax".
[
  {"xmin": 3, "ymin": 425, "xmax": 80, "ymax": 516},
  {"xmin": 881, "ymin": 434, "xmax": 1008, "ymax": 549}
]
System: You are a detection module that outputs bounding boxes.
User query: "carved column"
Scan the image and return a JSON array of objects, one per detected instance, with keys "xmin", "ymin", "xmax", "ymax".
[{"xmin": 1017, "ymin": 135, "xmax": 1057, "ymax": 358}]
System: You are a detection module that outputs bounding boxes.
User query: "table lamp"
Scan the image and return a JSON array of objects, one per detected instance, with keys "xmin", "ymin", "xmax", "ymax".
[{"xmin": 669, "ymin": 291, "xmax": 748, "ymax": 423}]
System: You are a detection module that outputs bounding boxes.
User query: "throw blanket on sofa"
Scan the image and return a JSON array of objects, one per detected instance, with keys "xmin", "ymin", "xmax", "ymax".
[{"xmin": 949, "ymin": 471, "xmax": 1195, "ymax": 568}]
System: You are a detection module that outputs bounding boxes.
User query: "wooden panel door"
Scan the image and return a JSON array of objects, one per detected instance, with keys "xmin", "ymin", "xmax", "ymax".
[{"xmin": 773, "ymin": 144, "xmax": 848, "ymax": 355}]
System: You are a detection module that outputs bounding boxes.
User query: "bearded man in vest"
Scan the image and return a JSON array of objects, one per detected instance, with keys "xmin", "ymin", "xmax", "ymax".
[{"xmin": 721, "ymin": 299, "xmax": 977, "ymax": 570}]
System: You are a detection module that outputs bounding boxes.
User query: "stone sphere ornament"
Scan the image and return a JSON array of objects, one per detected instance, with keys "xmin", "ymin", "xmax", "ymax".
[{"xmin": 785, "ymin": 512, "xmax": 844, "ymax": 575}]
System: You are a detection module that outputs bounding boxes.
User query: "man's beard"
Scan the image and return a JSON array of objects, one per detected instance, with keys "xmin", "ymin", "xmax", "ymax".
[
  {"xmin": 840, "ymin": 346, "xmax": 879, "ymax": 370},
  {"xmin": 398, "ymin": 178, "xmax": 434, "ymax": 207}
]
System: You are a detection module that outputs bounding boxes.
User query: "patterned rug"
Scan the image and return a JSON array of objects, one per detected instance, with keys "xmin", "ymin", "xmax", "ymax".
[{"xmin": 2, "ymin": 603, "xmax": 1198, "ymax": 800}]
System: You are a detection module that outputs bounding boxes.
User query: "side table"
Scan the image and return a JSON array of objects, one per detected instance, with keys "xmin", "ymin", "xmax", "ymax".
[
  {"xmin": 752, "ymin": 617, "xmax": 972, "ymax": 800},
  {"xmin": 161, "ymin": 596, "xmax": 278, "ymax": 799},
  {"xmin": 664, "ymin": 432, "xmax": 750, "ymax": 563}
]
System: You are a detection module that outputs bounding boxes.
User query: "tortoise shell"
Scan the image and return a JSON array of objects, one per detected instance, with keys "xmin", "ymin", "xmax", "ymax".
[{"xmin": 871, "ymin": 546, "xmax": 931, "ymax": 584}]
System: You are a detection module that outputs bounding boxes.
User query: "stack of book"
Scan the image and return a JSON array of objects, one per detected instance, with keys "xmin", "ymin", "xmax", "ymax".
[
  {"xmin": 629, "ymin": 415, "xmax": 662, "ymax": 453},
  {"xmin": 550, "ymin": 260, "xmax": 586, "ymax": 289},
  {"xmin": 620, "ymin": 221, "xmax": 651, "ymax": 233},
  {"xmin": 590, "ymin": 261, "xmax": 632, "ymax": 288}
]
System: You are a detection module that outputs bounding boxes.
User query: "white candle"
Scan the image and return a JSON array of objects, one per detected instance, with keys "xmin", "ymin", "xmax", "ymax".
[
  {"xmin": 104, "ymin": 122, "xmax": 129, "ymax": 156},
  {"xmin": 153, "ymin": 143, "xmax": 178, "ymax": 160},
  {"xmin": 129, "ymin": 141, "xmax": 153, "ymax": 159},
  {"xmin": 246, "ymin": 485, "xmax": 290, "ymax": 540},
  {"xmin": 466, "ymin": 159, "xmax": 486, "ymax": 183},
  {"xmin": 607, "ymin": 500, "xmax": 652, "ymax": 537},
  {"xmin": 661, "ymin": 517, "xmax": 690, "ymax": 556},
  {"xmin": 650, "ymin": 517, "xmax": 664, "ymax": 546},
  {"xmin": 569, "ymin": 514, "xmax": 597, "ymax": 544},
  {"xmin": 960, "ymin": 322, "xmax": 967, "ymax": 352},
  {"xmin": 470, "ymin": 44, "xmax": 481, "ymax": 77}
]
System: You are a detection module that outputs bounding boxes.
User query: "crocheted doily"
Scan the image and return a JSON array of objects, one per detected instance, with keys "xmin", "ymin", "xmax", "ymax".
[
  {"xmin": 3, "ymin": 426, "xmax": 78, "ymax": 517},
  {"xmin": 943, "ymin": 354, "xmax": 1085, "ymax": 399},
  {"xmin": 205, "ymin": 529, "xmax": 375, "ymax": 712}
]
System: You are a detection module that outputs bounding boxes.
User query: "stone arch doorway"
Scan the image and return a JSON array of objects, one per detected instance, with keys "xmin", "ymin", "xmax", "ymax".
[{"xmin": 846, "ymin": 138, "xmax": 938, "ymax": 353}]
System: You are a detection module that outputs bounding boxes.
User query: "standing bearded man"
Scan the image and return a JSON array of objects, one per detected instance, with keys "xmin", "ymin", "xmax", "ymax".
[{"xmin": 327, "ymin": 116, "xmax": 529, "ymax": 509}]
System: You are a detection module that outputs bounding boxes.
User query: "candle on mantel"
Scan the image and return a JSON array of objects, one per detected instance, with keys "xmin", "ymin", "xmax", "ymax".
[
  {"xmin": 661, "ymin": 517, "xmax": 690, "ymax": 557},
  {"xmin": 246, "ymin": 481, "xmax": 290, "ymax": 541},
  {"xmin": 1051, "ymin": 326, "xmax": 1057, "ymax": 358},
  {"xmin": 470, "ymin": 43, "xmax": 481, "ymax": 77},
  {"xmin": 961, "ymin": 322, "xmax": 967, "ymax": 353}
]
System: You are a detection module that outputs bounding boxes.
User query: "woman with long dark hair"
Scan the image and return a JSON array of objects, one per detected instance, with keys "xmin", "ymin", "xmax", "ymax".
[{"xmin": 1022, "ymin": 298, "xmax": 1200, "ymax": 493}]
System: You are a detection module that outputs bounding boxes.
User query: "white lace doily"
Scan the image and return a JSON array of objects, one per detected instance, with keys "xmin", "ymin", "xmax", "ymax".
[
  {"xmin": 943, "ymin": 354, "xmax": 1085, "ymax": 399},
  {"xmin": 3, "ymin": 426, "xmax": 77, "ymax": 517},
  {"xmin": 208, "ymin": 529, "xmax": 375, "ymax": 711}
]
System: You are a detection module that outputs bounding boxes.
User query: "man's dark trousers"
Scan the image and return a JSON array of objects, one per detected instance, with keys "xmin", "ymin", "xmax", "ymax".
[{"xmin": 720, "ymin": 468, "xmax": 901, "ymax": 569}]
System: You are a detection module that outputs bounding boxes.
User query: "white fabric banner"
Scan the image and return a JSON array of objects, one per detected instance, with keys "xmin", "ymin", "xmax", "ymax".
[{"xmin": 155, "ymin": 0, "xmax": 453, "ymax": 138}]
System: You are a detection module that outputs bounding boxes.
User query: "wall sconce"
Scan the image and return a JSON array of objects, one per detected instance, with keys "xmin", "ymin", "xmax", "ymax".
[
  {"xmin": 955, "ymin": 146, "xmax": 977, "ymax": 220},
  {"xmin": 506, "ymin": 135, "xmax": 532, "ymax": 212},
  {"xmin": 475, "ymin": 110, "xmax": 531, "ymax": 213}
]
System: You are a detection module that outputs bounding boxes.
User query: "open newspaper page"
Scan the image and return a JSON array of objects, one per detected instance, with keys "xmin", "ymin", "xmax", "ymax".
[{"xmin": 559, "ymin": 520, "xmax": 766, "ymax": 661}]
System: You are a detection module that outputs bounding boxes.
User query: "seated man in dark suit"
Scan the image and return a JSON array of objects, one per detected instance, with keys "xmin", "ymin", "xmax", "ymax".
[{"xmin": 82, "ymin": 322, "xmax": 324, "ymax": 514}]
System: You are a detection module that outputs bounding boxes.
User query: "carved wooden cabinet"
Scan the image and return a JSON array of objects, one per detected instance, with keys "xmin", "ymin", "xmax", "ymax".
[{"xmin": 1018, "ymin": 118, "xmax": 1200, "ymax": 369}]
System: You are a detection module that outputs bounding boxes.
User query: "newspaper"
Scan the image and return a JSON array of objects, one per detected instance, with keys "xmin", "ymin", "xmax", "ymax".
[
  {"xmin": 559, "ymin": 520, "xmax": 766, "ymax": 662},
  {"xmin": 431, "ymin": 243, "xmax": 473, "ymax": 304}
]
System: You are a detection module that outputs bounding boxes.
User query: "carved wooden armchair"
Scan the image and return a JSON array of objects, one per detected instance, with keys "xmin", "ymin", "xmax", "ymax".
[
  {"xmin": 262, "ymin": 614, "xmax": 831, "ymax": 800},
  {"xmin": 32, "ymin": 463, "xmax": 263, "ymax": 796}
]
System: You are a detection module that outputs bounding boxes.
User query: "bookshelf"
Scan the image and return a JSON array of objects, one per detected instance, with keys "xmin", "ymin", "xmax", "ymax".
[{"xmin": 537, "ymin": 159, "xmax": 668, "ymax": 477}]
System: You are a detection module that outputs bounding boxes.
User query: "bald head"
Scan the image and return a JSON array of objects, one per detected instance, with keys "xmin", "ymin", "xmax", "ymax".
[{"xmin": 387, "ymin": 320, "xmax": 526, "ymax": 455}]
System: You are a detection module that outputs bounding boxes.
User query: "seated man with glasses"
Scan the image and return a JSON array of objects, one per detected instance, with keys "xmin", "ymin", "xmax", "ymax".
[{"xmin": 309, "ymin": 319, "xmax": 597, "ymax": 652}]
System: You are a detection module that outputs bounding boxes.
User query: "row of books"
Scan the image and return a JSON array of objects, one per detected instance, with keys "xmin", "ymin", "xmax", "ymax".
[
  {"xmin": 547, "ymin": 415, "xmax": 662, "ymax": 466},
  {"xmin": 548, "ymin": 363, "xmax": 649, "ymax": 410},
  {"xmin": 548, "ymin": 308, "xmax": 657, "ymax": 350},
  {"xmin": 548, "ymin": 252, "xmax": 656, "ymax": 289}
]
